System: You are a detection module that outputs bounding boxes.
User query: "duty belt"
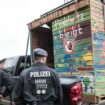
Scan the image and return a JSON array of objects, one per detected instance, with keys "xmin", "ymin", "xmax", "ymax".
[{"xmin": 26, "ymin": 101, "xmax": 53, "ymax": 105}]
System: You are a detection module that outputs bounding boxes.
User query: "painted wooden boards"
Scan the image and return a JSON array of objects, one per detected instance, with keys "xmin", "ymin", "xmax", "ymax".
[
  {"xmin": 52, "ymin": 0, "xmax": 105, "ymax": 101},
  {"xmin": 52, "ymin": 7, "xmax": 91, "ymax": 75}
]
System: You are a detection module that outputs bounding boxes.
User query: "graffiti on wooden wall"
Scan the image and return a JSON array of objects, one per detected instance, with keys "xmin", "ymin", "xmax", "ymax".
[{"xmin": 52, "ymin": 8, "xmax": 92, "ymax": 76}]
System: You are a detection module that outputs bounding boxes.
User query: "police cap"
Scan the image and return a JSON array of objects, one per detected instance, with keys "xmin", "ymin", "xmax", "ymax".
[{"xmin": 33, "ymin": 48, "xmax": 48, "ymax": 57}]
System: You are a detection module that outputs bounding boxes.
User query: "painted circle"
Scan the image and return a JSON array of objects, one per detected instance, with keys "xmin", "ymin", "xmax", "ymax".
[
  {"xmin": 64, "ymin": 40, "xmax": 74, "ymax": 54},
  {"xmin": 42, "ymin": 89, "xmax": 46, "ymax": 94},
  {"xmin": 37, "ymin": 90, "xmax": 41, "ymax": 94}
]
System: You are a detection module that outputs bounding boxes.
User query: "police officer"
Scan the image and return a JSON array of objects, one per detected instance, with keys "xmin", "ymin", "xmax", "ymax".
[
  {"xmin": 0, "ymin": 67, "xmax": 14, "ymax": 102},
  {"xmin": 13, "ymin": 48, "xmax": 63, "ymax": 105}
]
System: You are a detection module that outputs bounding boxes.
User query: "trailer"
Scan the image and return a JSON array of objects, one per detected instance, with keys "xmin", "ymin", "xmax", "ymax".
[{"xmin": 27, "ymin": 0, "xmax": 105, "ymax": 104}]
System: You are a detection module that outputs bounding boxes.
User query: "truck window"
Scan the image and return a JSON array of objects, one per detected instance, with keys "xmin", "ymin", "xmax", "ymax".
[
  {"xmin": 0, "ymin": 59, "xmax": 5, "ymax": 69},
  {"xmin": 3, "ymin": 58, "xmax": 18, "ymax": 75},
  {"xmin": 15, "ymin": 56, "xmax": 31, "ymax": 76}
]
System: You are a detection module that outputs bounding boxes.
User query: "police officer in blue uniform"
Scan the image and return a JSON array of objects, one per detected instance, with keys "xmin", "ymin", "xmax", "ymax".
[
  {"xmin": 0, "ymin": 68, "xmax": 14, "ymax": 103},
  {"xmin": 13, "ymin": 48, "xmax": 63, "ymax": 105}
]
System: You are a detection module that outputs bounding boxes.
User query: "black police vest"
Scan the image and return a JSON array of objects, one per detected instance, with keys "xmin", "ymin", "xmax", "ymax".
[{"xmin": 28, "ymin": 70, "xmax": 54, "ymax": 99}]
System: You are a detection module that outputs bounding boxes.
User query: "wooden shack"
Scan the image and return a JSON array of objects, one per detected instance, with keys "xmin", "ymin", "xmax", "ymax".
[{"xmin": 28, "ymin": 0, "xmax": 105, "ymax": 104}]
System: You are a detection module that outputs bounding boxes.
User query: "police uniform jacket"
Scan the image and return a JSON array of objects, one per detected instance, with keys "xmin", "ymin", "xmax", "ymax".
[
  {"xmin": 13, "ymin": 62, "xmax": 63, "ymax": 105},
  {"xmin": 0, "ymin": 70, "xmax": 14, "ymax": 97}
]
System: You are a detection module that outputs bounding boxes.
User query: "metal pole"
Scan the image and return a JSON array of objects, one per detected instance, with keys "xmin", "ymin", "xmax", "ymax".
[
  {"xmin": 24, "ymin": 32, "xmax": 30, "ymax": 69},
  {"xmin": 29, "ymin": 31, "xmax": 33, "ymax": 66}
]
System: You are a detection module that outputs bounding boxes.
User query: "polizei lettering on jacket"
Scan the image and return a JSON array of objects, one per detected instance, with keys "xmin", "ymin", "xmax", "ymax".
[{"xmin": 30, "ymin": 71, "xmax": 51, "ymax": 78}]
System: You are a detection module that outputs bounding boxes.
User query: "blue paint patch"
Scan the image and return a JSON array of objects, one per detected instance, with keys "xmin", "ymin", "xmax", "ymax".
[
  {"xmin": 93, "ymin": 39, "xmax": 105, "ymax": 45},
  {"xmin": 95, "ymin": 72, "xmax": 103, "ymax": 76},
  {"xmin": 55, "ymin": 68, "xmax": 70, "ymax": 72},
  {"xmin": 55, "ymin": 67, "xmax": 78, "ymax": 72},
  {"xmin": 64, "ymin": 58, "xmax": 70, "ymax": 63},
  {"xmin": 93, "ymin": 32, "xmax": 105, "ymax": 40},
  {"xmin": 64, "ymin": 54, "xmax": 72, "ymax": 59},
  {"xmin": 94, "ymin": 65, "xmax": 105, "ymax": 69}
]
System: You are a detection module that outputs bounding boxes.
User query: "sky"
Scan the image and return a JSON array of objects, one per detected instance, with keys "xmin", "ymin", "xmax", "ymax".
[{"xmin": 0, "ymin": 0, "xmax": 65, "ymax": 60}]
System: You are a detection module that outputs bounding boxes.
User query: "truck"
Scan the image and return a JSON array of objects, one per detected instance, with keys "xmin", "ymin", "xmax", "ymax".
[
  {"xmin": 27, "ymin": 0, "xmax": 105, "ymax": 104},
  {"xmin": 0, "ymin": 55, "xmax": 82, "ymax": 105}
]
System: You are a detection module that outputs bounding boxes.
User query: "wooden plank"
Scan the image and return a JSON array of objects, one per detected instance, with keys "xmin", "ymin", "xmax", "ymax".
[
  {"xmin": 96, "ymin": 89, "xmax": 105, "ymax": 96},
  {"xmin": 53, "ymin": 40, "xmax": 63, "ymax": 45},
  {"xmin": 95, "ymin": 82, "xmax": 105, "ymax": 89},
  {"xmin": 83, "ymin": 95, "xmax": 105, "ymax": 104},
  {"xmin": 52, "ymin": 16, "xmax": 90, "ymax": 31},
  {"xmin": 94, "ymin": 52, "xmax": 105, "ymax": 58},
  {"xmin": 91, "ymin": 27, "xmax": 105, "ymax": 33},
  {"xmin": 94, "ymin": 65, "xmax": 105, "ymax": 69},
  {"xmin": 93, "ymin": 45, "xmax": 105, "ymax": 52},
  {"xmin": 52, "ymin": 8, "xmax": 90, "ymax": 26},
  {"xmin": 91, "ymin": 15, "xmax": 104, "ymax": 23},
  {"xmin": 55, "ymin": 69, "xmax": 79, "ymax": 77},
  {"xmin": 74, "ymin": 45, "xmax": 92, "ymax": 52},
  {"xmin": 91, "ymin": 24, "xmax": 104, "ymax": 34},
  {"xmin": 90, "ymin": 0, "xmax": 103, "ymax": 10},
  {"xmin": 53, "ymin": 20, "xmax": 91, "ymax": 35},
  {"xmin": 53, "ymin": 44, "xmax": 64, "ymax": 50},
  {"xmin": 55, "ymin": 67, "xmax": 78, "ymax": 72},
  {"xmin": 91, "ymin": 7, "xmax": 103, "ymax": 15},
  {"xmin": 78, "ymin": 70, "xmax": 94, "ymax": 76},
  {"xmin": 92, "ymin": 32, "xmax": 105, "ymax": 40},
  {"xmin": 94, "ymin": 57, "xmax": 105, "ymax": 63},
  {"xmin": 91, "ymin": 10, "xmax": 103, "ymax": 19},
  {"xmin": 95, "ymin": 76, "xmax": 105, "ymax": 82},
  {"xmin": 73, "ymin": 60, "xmax": 93, "ymax": 67},
  {"xmin": 93, "ymin": 39, "xmax": 105, "ymax": 46},
  {"xmin": 52, "ymin": 9, "xmax": 90, "ymax": 31},
  {"xmin": 53, "ymin": 24, "xmax": 91, "ymax": 43},
  {"xmin": 91, "ymin": 19, "xmax": 104, "ymax": 28},
  {"xmin": 75, "ymin": 38, "xmax": 92, "ymax": 46},
  {"xmin": 55, "ymin": 67, "xmax": 70, "ymax": 72}
]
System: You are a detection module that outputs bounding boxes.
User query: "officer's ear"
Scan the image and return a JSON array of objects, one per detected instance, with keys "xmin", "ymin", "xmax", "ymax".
[{"xmin": 43, "ymin": 57, "xmax": 47, "ymax": 63}]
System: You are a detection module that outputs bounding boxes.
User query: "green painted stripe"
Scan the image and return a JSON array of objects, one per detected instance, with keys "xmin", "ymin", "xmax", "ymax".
[
  {"xmin": 53, "ymin": 40, "xmax": 62, "ymax": 45},
  {"xmin": 75, "ymin": 38, "xmax": 92, "ymax": 45},
  {"xmin": 52, "ymin": 16, "xmax": 90, "ymax": 31},
  {"xmin": 54, "ymin": 54, "xmax": 65, "ymax": 59},
  {"xmin": 53, "ymin": 44, "xmax": 64, "ymax": 50},
  {"xmin": 95, "ymin": 83, "xmax": 105, "ymax": 89},
  {"xmin": 52, "ymin": 9, "xmax": 90, "ymax": 31},
  {"xmin": 96, "ymin": 89, "xmax": 105, "ymax": 96},
  {"xmin": 52, "ymin": 8, "xmax": 90, "ymax": 26},
  {"xmin": 52, "ymin": 8, "xmax": 90, "ymax": 25},
  {"xmin": 55, "ymin": 63, "xmax": 72, "ymax": 68},
  {"xmin": 95, "ymin": 76, "xmax": 105, "ymax": 82},
  {"xmin": 53, "ymin": 29, "xmax": 64, "ymax": 36},
  {"xmin": 54, "ymin": 50, "xmax": 65, "ymax": 55}
]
